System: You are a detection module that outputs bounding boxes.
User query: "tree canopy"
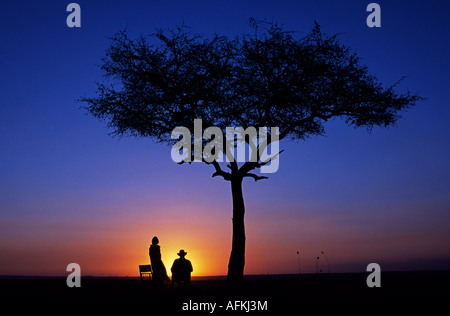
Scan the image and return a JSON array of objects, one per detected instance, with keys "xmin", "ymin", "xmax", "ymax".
[{"xmin": 82, "ymin": 21, "xmax": 420, "ymax": 147}]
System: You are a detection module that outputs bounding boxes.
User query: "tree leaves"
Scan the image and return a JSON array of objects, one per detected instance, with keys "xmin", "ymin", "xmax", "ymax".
[{"xmin": 81, "ymin": 20, "xmax": 421, "ymax": 144}]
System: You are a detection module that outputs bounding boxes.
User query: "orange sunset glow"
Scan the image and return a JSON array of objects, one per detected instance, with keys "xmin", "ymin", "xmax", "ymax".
[{"xmin": 2, "ymin": 190, "xmax": 448, "ymax": 277}]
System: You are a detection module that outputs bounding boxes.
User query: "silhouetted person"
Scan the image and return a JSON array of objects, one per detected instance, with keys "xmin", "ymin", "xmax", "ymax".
[
  {"xmin": 171, "ymin": 249, "xmax": 193, "ymax": 287},
  {"xmin": 149, "ymin": 236, "xmax": 169, "ymax": 286}
]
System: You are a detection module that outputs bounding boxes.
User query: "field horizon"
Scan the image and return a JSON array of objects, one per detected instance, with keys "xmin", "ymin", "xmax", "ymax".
[{"xmin": 1, "ymin": 270, "xmax": 449, "ymax": 298}]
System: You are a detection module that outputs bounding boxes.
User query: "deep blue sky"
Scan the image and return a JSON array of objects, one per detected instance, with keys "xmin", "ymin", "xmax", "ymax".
[{"xmin": 1, "ymin": 1, "xmax": 449, "ymax": 276}]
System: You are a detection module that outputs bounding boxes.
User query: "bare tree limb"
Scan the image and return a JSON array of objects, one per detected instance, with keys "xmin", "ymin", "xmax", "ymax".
[
  {"xmin": 239, "ymin": 149, "xmax": 285, "ymax": 175},
  {"xmin": 209, "ymin": 160, "xmax": 232, "ymax": 181},
  {"xmin": 243, "ymin": 173, "xmax": 269, "ymax": 181}
]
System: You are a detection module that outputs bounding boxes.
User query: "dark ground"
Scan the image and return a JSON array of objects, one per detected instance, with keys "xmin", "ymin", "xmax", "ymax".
[{"xmin": 1, "ymin": 271, "xmax": 449, "ymax": 306}]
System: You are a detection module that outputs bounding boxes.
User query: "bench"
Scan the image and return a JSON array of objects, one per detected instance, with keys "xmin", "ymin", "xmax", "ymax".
[{"xmin": 139, "ymin": 264, "xmax": 152, "ymax": 281}]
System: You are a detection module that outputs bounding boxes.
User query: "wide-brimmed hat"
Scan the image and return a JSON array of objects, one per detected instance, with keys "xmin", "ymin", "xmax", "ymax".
[{"xmin": 177, "ymin": 249, "xmax": 187, "ymax": 256}]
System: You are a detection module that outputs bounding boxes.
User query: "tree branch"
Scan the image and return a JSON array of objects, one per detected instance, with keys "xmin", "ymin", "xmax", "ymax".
[
  {"xmin": 243, "ymin": 172, "xmax": 269, "ymax": 181},
  {"xmin": 260, "ymin": 149, "xmax": 284, "ymax": 166},
  {"xmin": 239, "ymin": 149, "xmax": 285, "ymax": 175},
  {"xmin": 209, "ymin": 160, "xmax": 232, "ymax": 181}
]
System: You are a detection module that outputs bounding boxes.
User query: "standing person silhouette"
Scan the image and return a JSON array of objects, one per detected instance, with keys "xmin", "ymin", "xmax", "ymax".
[
  {"xmin": 149, "ymin": 236, "xmax": 170, "ymax": 286},
  {"xmin": 171, "ymin": 249, "xmax": 193, "ymax": 287}
]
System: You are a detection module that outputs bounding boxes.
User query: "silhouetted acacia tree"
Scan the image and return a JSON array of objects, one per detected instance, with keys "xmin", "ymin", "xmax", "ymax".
[{"xmin": 81, "ymin": 20, "xmax": 421, "ymax": 283}]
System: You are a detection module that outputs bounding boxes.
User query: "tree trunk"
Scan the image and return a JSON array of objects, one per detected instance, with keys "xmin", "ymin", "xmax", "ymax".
[{"xmin": 227, "ymin": 174, "xmax": 246, "ymax": 283}]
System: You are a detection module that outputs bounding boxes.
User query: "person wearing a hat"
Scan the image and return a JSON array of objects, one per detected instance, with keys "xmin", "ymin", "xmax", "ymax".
[{"xmin": 171, "ymin": 249, "xmax": 193, "ymax": 287}]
